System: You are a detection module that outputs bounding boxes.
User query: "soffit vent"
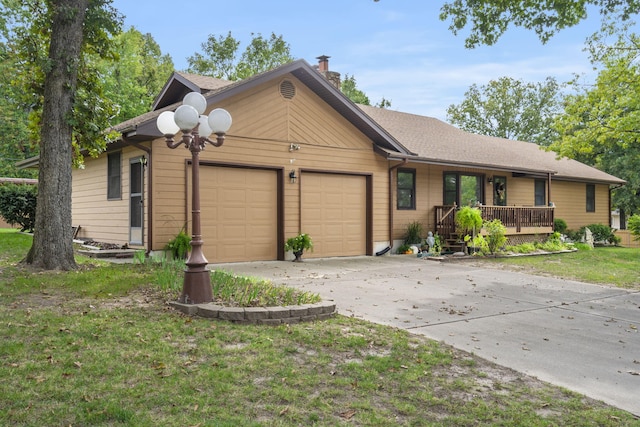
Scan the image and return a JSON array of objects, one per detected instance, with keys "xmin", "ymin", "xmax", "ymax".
[{"xmin": 279, "ymin": 80, "xmax": 296, "ymax": 100}]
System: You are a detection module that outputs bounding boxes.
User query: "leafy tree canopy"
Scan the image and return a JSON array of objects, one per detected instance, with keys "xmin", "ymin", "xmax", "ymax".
[
  {"xmin": 186, "ymin": 31, "xmax": 294, "ymax": 80},
  {"xmin": 446, "ymin": 76, "xmax": 562, "ymax": 146},
  {"xmin": 1, "ymin": 0, "xmax": 123, "ymax": 162},
  {"xmin": 437, "ymin": 0, "xmax": 640, "ymax": 48},
  {"xmin": 94, "ymin": 26, "xmax": 174, "ymax": 123},
  {"xmin": 0, "ymin": 42, "xmax": 36, "ymax": 177},
  {"xmin": 550, "ymin": 31, "xmax": 640, "ymax": 215},
  {"xmin": 341, "ymin": 74, "xmax": 392, "ymax": 108}
]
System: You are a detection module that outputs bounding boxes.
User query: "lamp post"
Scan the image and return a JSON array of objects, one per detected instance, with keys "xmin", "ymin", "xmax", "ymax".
[{"xmin": 156, "ymin": 92, "xmax": 232, "ymax": 304}]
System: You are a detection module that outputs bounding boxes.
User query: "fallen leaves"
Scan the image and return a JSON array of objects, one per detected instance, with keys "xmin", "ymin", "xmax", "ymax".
[{"xmin": 339, "ymin": 409, "xmax": 357, "ymax": 420}]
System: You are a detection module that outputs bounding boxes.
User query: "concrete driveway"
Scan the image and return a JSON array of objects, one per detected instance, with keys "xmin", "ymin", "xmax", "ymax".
[{"xmin": 209, "ymin": 255, "xmax": 640, "ymax": 416}]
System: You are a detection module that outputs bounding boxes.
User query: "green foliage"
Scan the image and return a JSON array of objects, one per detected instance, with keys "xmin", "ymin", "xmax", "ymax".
[
  {"xmin": 341, "ymin": 74, "xmax": 371, "ymax": 105},
  {"xmin": 581, "ymin": 224, "xmax": 616, "ymax": 244},
  {"xmin": 536, "ymin": 232, "xmax": 566, "ymax": 252},
  {"xmin": 0, "ymin": 183, "xmax": 37, "ymax": 232},
  {"xmin": 628, "ymin": 214, "xmax": 640, "ymax": 241},
  {"xmin": 210, "ymin": 270, "xmax": 321, "ymax": 307},
  {"xmin": 94, "ymin": 26, "xmax": 174, "ymax": 123},
  {"xmin": 553, "ymin": 218, "xmax": 568, "ymax": 234},
  {"xmin": 284, "ymin": 233, "xmax": 313, "ymax": 253},
  {"xmin": 565, "ymin": 229, "xmax": 583, "ymax": 242},
  {"xmin": 446, "ymin": 76, "xmax": 562, "ymax": 146},
  {"xmin": 3, "ymin": 0, "xmax": 123, "ymax": 161},
  {"xmin": 165, "ymin": 229, "xmax": 191, "ymax": 260},
  {"xmin": 550, "ymin": 31, "xmax": 640, "ymax": 215},
  {"xmin": 484, "ymin": 219, "xmax": 507, "ymax": 254},
  {"xmin": 186, "ymin": 31, "xmax": 294, "ymax": 80},
  {"xmin": 573, "ymin": 242, "xmax": 594, "ymax": 251},
  {"xmin": 396, "ymin": 243, "xmax": 412, "ymax": 254},
  {"xmin": 341, "ymin": 74, "xmax": 391, "ymax": 108},
  {"xmin": 403, "ymin": 221, "xmax": 423, "ymax": 245},
  {"xmin": 431, "ymin": 233, "xmax": 442, "ymax": 255},
  {"xmin": 470, "ymin": 234, "xmax": 489, "ymax": 255},
  {"xmin": 506, "ymin": 242, "xmax": 537, "ymax": 254},
  {"xmin": 455, "ymin": 206, "xmax": 483, "ymax": 236},
  {"xmin": 439, "ymin": 0, "xmax": 640, "ymax": 48}
]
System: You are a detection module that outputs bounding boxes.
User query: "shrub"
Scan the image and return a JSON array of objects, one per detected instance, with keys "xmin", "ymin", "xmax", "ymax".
[
  {"xmin": 553, "ymin": 218, "xmax": 567, "ymax": 234},
  {"xmin": 165, "ymin": 228, "xmax": 191, "ymax": 260},
  {"xmin": 628, "ymin": 214, "xmax": 640, "ymax": 241},
  {"xmin": 0, "ymin": 183, "xmax": 37, "ymax": 232},
  {"xmin": 565, "ymin": 229, "xmax": 583, "ymax": 242},
  {"xmin": 484, "ymin": 219, "xmax": 507, "ymax": 255},
  {"xmin": 403, "ymin": 221, "xmax": 423, "ymax": 245},
  {"xmin": 396, "ymin": 243, "xmax": 412, "ymax": 254},
  {"xmin": 507, "ymin": 242, "xmax": 537, "ymax": 254},
  {"xmin": 580, "ymin": 224, "xmax": 616, "ymax": 244},
  {"xmin": 470, "ymin": 234, "xmax": 489, "ymax": 255},
  {"xmin": 537, "ymin": 232, "xmax": 565, "ymax": 252}
]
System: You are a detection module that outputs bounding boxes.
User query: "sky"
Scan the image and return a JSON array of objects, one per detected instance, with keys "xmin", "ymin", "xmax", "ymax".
[{"xmin": 110, "ymin": 0, "xmax": 609, "ymax": 120}]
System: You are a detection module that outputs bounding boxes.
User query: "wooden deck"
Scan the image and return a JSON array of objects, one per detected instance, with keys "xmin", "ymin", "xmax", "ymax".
[{"xmin": 435, "ymin": 205, "xmax": 555, "ymax": 247}]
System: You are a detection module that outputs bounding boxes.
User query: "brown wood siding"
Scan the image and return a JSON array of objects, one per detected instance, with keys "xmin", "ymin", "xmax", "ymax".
[
  {"xmin": 552, "ymin": 181, "xmax": 610, "ymax": 230},
  {"xmin": 150, "ymin": 73, "xmax": 390, "ymax": 257},
  {"xmin": 391, "ymin": 164, "xmax": 611, "ymax": 240},
  {"xmin": 72, "ymin": 146, "xmax": 148, "ymax": 246}
]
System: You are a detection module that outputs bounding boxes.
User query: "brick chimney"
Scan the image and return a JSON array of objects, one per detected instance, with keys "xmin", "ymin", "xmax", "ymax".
[{"xmin": 316, "ymin": 55, "xmax": 341, "ymax": 90}]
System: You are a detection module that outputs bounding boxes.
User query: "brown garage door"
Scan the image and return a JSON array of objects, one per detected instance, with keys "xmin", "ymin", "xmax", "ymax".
[
  {"xmin": 301, "ymin": 172, "xmax": 367, "ymax": 258},
  {"xmin": 194, "ymin": 166, "xmax": 278, "ymax": 263}
]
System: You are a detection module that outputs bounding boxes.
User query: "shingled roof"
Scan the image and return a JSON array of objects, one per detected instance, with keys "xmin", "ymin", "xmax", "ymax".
[
  {"xmin": 109, "ymin": 60, "xmax": 623, "ymax": 186},
  {"xmin": 359, "ymin": 105, "xmax": 625, "ymax": 185}
]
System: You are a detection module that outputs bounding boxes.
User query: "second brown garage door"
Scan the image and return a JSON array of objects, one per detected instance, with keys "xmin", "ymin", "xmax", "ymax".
[
  {"xmin": 195, "ymin": 166, "xmax": 278, "ymax": 263},
  {"xmin": 301, "ymin": 172, "xmax": 367, "ymax": 258}
]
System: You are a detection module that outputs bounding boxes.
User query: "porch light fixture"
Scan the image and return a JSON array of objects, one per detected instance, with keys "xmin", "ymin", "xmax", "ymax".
[
  {"xmin": 289, "ymin": 169, "xmax": 297, "ymax": 184},
  {"xmin": 156, "ymin": 92, "xmax": 232, "ymax": 304},
  {"xmin": 487, "ymin": 176, "xmax": 493, "ymax": 184}
]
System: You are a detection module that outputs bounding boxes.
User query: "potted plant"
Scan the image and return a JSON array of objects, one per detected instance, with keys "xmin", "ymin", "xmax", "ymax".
[{"xmin": 284, "ymin": 233, "xmax": 313, "ymax": 262}]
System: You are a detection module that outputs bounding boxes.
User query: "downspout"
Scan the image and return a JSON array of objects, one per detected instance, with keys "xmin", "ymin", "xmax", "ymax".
[
  {"xmin": 126, "ymin": 138, "xmax": 153, "ymax": 256},
  {"xmin": 377, "ymin": 158, "xmax": 408, "ymax": 255},
  {"xmin": 547, "ymin": 172, "xmax": 552, "ymax": 206}
]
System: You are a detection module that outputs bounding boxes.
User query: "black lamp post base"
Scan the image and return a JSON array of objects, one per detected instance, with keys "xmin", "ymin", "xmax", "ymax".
[{"xmin": 180, "ymin": 269, "xmax": 212, "ymax": 304}]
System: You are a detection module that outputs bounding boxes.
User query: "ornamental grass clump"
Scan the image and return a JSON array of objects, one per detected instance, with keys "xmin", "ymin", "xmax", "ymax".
[{"xmin": 210, "ymin": 270, "xmax": 320, "ymax": 307}]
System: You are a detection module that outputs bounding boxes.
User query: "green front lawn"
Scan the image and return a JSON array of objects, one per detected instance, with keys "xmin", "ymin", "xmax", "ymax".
[
  {"xmin": 1, "ymin": 230, "xmax": 637, "ymax": 426},
  {"xmin": 483, "ymin": 246, "xmax": 640, "ymax": 290}
]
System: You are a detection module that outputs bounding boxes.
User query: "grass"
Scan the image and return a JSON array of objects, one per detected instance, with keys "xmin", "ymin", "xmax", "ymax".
[
  {"xmin": 483, "ymin": 246, "xmax": 640, "ymax": 289},
  {"xmin": 1, "ymin": 229, "xmax": 638, "ymax": 425}
]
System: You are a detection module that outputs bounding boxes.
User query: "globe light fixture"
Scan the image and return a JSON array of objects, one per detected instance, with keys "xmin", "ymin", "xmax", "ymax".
[{"xmin": 155, "ymin": 92, "xmax": 232, "ymax": 304}]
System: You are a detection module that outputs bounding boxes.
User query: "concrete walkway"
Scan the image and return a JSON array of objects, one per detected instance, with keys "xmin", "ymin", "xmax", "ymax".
[{"xmin": 209, "ymin": 255, "xmax": 640, "ymax": 416}]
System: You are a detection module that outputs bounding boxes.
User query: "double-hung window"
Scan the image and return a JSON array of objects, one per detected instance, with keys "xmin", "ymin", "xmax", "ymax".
[
  {"xmin": 586, "ymin": 184, "xmax": 595, "ymax": 212},
  {"xmin": 107, "ymin": 152, "xmax": 122, "ymax": 200},
  {"xmin": 397, "ymin": 169, "xmax": 416, "ymax": 210},
  {"xmin": 534, "ymin": 179, "xmax": 546, "ymax": 206}
]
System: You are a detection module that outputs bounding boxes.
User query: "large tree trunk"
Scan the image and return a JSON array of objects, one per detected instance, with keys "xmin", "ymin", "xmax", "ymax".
[{"xmin": 24, "ymin": 0, "xmax": 89, "ymax": 270}]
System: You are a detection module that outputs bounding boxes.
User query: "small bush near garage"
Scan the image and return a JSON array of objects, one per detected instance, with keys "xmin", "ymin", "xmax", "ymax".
[{"xmin": 0, "ymin": 183, "xmax": 37, "ymax": 232}]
